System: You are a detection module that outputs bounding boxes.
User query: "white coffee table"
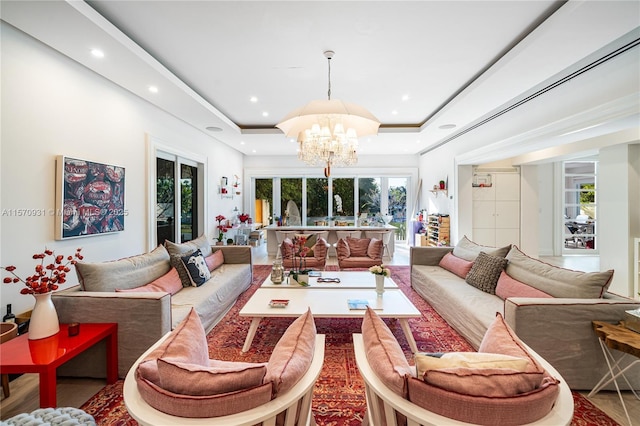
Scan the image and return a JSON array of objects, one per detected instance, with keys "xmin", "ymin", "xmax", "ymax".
[
  {"xmin": 261, "ymin": 270, "xmax": 398, "ymax": 289},
  {"xmin": 239, "ymin": 273, "xmax": 421, "ymax": 353}
]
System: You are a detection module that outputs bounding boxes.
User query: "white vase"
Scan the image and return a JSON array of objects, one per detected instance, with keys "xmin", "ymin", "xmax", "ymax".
[
  {"xmin": 28, "ymin": 292, "xmax": 60, "ymax": 340},
  {"xmin": 290, "ymin": 273, "xmax": 309, "ymax": 286},
  {"xmin": 375, "ymin": 275, "xmax": 385, "ymax": 295}
]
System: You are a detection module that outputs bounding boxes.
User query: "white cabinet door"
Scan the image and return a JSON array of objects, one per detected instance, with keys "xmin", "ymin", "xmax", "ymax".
[{"xmin": 472, "ymin": 172, "xmax": 520, "ymax": 246}]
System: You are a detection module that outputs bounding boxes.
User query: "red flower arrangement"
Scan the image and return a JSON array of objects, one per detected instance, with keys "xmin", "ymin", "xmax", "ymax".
[
  {"xmin": 238, "ymin": 213, "xmax": 250, "ymax": 223},
  {"xmin": 215, "ymin": 214, "xmax": 229, "ymax": 242},
  {"xmin": 2, "ymin": 248, "xmax": 83, "ymax": 294}
]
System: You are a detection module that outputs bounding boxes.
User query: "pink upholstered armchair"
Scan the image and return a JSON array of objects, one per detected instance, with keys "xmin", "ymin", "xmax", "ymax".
[
  {"xmin": 280, "ymin": 235, "xmax": 329, "ymax": 270},
  {"xmin": 336, "ymin": 237, "xmax": 383, "ymax": 269}
]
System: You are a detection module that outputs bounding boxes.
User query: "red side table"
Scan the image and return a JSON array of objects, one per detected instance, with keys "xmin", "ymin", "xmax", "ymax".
[{"xmin": 0, "ymin": 323, "xmax": 118, "ymax": 408}]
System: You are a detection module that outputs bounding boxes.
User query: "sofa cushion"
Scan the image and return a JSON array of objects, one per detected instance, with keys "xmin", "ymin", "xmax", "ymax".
[
  {"xmin": 265, "ymin": 308, "xmax": 316, "ymax": 396},
  {"xmin": 438, "ymin": 252, "xmax": 473, "ymax": 279},
  {"xmin": 205, "ymin": 250, "xmax": 224, "ymax": 272},
  {"xmin": 336, "ymin": 238, "xmax": 350, "ymax": 259},
  {"xmin": 170, "ymin": 252, "xmax": 196, "ymax": 288},
  {"xmin": 505, "ymin": 245, "xmax": 614, "ymax": 298},
  {"xmin": 347, "ymin": 237, "xmax": 371, "ymax": 257},
  {"xmin": 465, "ymin": 252, "xmax": 509, "ymax": 294},
  {"xmin": 76, "ymin": 244, "xmax": 171, "ymax": 292},
  {"xmin": 137, "ymin": 308, "xmax": 209, "ymax": 385},
  {"xmin": 157, "ymin": 358, "xmax": 267, "ymax": 396},
  {"xmin": 453, "ymin": 236, "xmax": 511, "ymax": 261},
  {"xmin": 165, "ymin": 234, "xmax": 212, "ymax": 257},
  {"xmin": 115, "ymin": 267, "xmax": 182, "ymax": 295},
  {"xmin": 366, "ymin": 238, "xmax": 383, "ymax": 259},
  {"xmin": 136, "ymin": 375, "xmax": 272, "ymax": 418},
  {"xmin": 181, "ymin": 249, "xmax": 211, "ymax": 287},
  {"xmin": 361, "ymin": 306, "xmax": 413, "ymax": 397},
  {"xmin": 407, "ymin": 313, "xmax": 560, "ymax": 424},
  {"xmin": 495, "ymin": 271, "xmax": 552, "ymax": 300},
  {"xmin": 415, "ymin": 352, "xmax": 530, "ymax": 377}
]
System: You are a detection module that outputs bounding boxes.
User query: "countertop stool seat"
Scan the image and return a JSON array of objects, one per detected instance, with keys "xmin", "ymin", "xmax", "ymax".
[{"xmin": 1, "ymin": 322, "xmax": 18, "ymax": 398}]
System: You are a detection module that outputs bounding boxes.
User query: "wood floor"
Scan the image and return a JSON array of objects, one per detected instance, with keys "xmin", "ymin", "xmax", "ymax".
[{"xmin": 1, "ymin": 242, "xmax": 638, "ymax": 425}]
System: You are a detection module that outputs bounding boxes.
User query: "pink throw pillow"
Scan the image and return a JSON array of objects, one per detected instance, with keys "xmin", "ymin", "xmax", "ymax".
[
  {"xmin": 361, "ymin": 306, "xmax": 413, "ymax": 397},
  {"xmin": 438, "ymin": 253, "xmax": 473, "ymax": 279},
  {"xmin": 265, "ymin": 308, "xmax": 316, "ymax": 396},
  {"xmin": 157, "ymin": 358, "xmax": 267, "ymax": 396},
  {"xmin": 479, "ymin": 313, "xmax": 543, "ymax": 373},
  {"xmin": 366, "ymin": 238, "xmax": 383, "ymax": 259},
  {"xmin": 137, "ymin": 308, "xmax": 208, "ymax": 384},
  {"xmin": 205, "ymin": 250, "xmax": 224, "ymax": 272},
  {"xmin": 336, "ymin": 238, "xmax": 351, "ymax": 259},
  {"xmin": 116, "ymin": 267, "xmax": 182, "ymax": 295},
  {"xmin": 347, "ymin": 237, "xmax": 370, "ymax": 257},
  {"xmin": 495, "ymin": 271, "xmax": 553, "ymax": 300}
]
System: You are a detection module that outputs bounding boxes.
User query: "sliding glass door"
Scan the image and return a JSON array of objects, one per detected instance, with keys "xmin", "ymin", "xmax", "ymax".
[{"xmin": 155, "ymin": 152, "xmax": 202, "ymax": 245}]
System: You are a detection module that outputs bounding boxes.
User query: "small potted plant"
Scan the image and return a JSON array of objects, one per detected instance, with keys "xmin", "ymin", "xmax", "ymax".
[
  {"xmin": 215, "ymin": 215, "xmax": 227, "ymax": 245},
  {"xmin": 226, "ymin": 238, "xmax": 234, "ymax": 245},
  {"xmin": 369, "ymin": 264, "xmax": 390, "ymax": 296},
  {"xmin": 439, "ymin": 180, "xmax": 446, "ymax": 190}
]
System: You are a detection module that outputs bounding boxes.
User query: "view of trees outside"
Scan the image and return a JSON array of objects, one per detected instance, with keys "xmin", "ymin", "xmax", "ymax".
[
  {"xmin": 254, "ymin": 176, "xmax": 408, "ymax": 240},
  {"xmin": 281, "ymin": 178, "xmax": 302, "ymax": 224},
  {"xmin": 306, "ymin": 178, "xmax": 328, "ymax": 224},
  {"xmin": 332, "ymin": 178, "xmax": 354, "ymax": 217},
  {"xmin": 359, "ymin": 178, "xmax": 381, "ymax": 216}
]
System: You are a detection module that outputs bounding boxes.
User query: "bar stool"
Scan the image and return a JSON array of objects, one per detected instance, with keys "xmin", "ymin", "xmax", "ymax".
[
  {"xmin": 1, "ymin": 322, "xmax": 18, "ymax": 397},
  {"xmin": 364, "ymin": 230, "xmax": 393, "ymax": 260}
]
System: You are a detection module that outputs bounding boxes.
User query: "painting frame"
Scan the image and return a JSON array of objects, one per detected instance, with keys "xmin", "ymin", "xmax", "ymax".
[{"xmin": 55, "ymin": 155, "xmax": 126, "ymax": 240}]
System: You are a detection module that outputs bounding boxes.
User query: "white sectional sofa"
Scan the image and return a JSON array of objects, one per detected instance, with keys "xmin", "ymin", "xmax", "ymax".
[
  {"xmin": 410, "ymin": 238, "xmax": 640, "ymax": 390},
  {"xmin": 52, "ymin": 235, "xmax": 252, "ymax": 378}
]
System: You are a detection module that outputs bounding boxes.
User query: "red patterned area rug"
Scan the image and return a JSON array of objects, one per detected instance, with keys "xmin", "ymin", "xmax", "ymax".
[{"xmin": 81, "ymin": 265, "xmax": 618, "ymax": 425}]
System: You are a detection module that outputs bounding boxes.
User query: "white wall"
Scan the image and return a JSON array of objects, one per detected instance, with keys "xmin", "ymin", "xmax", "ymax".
[
  {"xmin": 537, "ymin": 163, "xmax": 555, "ymax": 256},
  {"xmin": 598, "ymin": 143, "xmax": 640, "ymax": 297},
  {"xmin": 0, "ymin": 23, "xmax": 244, "ymax": 315}
]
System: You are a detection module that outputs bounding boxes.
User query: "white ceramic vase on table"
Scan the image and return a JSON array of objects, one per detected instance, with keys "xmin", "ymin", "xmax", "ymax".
[
  {"xmin": 375, "ymin": 275, "xmax": 385, "ymax": 295},
  {"xmin": 28, "ymin": 292, "xmax": 60, "ymax": 340}
]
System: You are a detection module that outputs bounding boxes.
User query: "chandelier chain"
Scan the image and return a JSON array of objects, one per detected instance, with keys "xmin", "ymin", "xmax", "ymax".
[{"xmin": 327, "ymin": 55, "xmax": 332, "ymax": 100}]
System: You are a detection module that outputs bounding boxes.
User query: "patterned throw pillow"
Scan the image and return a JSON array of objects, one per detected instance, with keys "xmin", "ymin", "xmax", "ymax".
[
  {"xmin": 181, "ymin": 249, "xmax": 211, "ymax": 287},
  {"xmin": 170, "ymin": 250, "xmax": 195, "ymax": 287},
  {"xmin": 465, "ymin": 251, "xmax": 508, "ymax": 294}
]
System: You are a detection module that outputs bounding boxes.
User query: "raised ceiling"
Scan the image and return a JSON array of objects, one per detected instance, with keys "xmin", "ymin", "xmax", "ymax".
[{"xmin": 1, "ymin": 1, "xmax": 638, "ymax": 160}]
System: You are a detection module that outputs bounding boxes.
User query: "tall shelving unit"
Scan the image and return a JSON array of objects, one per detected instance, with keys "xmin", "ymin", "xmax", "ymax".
[{"xmin": 427, "ymin": 215, "xmax": 450, "ymax": 246}]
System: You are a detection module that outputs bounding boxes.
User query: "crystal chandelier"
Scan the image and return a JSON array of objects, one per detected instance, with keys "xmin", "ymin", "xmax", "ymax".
[{"xmin": 276, "ymin": 50, "xmax": 380, "ymax": 177}]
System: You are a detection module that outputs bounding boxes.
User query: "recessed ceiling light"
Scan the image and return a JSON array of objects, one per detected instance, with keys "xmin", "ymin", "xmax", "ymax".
[
  {"xmin": 290, "ymin": 138, "xmax": 296, "ymax": 143},
  {"xmin": 391, "ymin": 110, "xmax": 398, "ymax": 115},
  {"xmin": 401, "ymin": 94, "xmax": 409, "ymax": 101},
  {"xmin": 439, "ymin": 124, "xmax": 456, "ymax": 130},
  {"xmin": 262, "ymin": 112, "xmax": 269, "ymax": 117},
  {"xmin": 205, "ymin": 126, "xmax": 222, "ymax": 132},
  {"xmin": 91, "ymin": 48, "xmax": 104, "ymax": 58},
  {"xmin": 148, "ymin": 86, "xmax": 159, "ymax": 93},
  {"xmin": 250, "ymin": 96, "xmax": 258, "ymax": 103},
  {"xmin": 252, "ymin": 149, "xmax": 257, "ymax": 153},
  {"xmin": 240, "ymin": 141, "xmax": 245, "ymax": 145}
]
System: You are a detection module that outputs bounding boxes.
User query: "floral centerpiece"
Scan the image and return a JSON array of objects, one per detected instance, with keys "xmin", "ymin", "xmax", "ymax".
[
  {"xmin": 215, "ymin": 214, "xmax": 229, "ymax": 244},
  {"xmin": 2, "ymin": 248, "xmax": 83, "ymax": 294},
  {"xmin": 369, "ymin": 264, "xmax": 390, "ymax": 277},
  {"xmin": 288, "ymin": 235, "xmax": 312, "ymax": 286},
  {"xmin": 2, "ymin": 247, "xmax": 83, "ymax": 340},
  {"xmin": 369, "ymin": 264, "xmax": 390, "ymax": 295}
]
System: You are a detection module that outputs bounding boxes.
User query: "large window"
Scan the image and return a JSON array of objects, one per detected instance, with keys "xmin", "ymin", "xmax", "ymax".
[
  {"xmin": 253, "ymin": 175, "xmax": 409, "ymax": 242},
  {"xmin": 281, "ymin": 178, "xmax": 302, "ymax": 225},
  {"xmin": 306, "ymin": 178, "xmax": 328, "ymax": 225},
  {"xmin": 155, "ymin": 151, "xmax": 203, "ymax": 246},
  {"xmin": 255, "ymin": 178, "xmax": 273, "ymax": 226},
  {"xmin": 562, "ymin": 161, "xmax": 597, "ymax": 252},
  {"xmin": 359, "ymin": 178, "xmax": 381, "ymax": 217}
]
